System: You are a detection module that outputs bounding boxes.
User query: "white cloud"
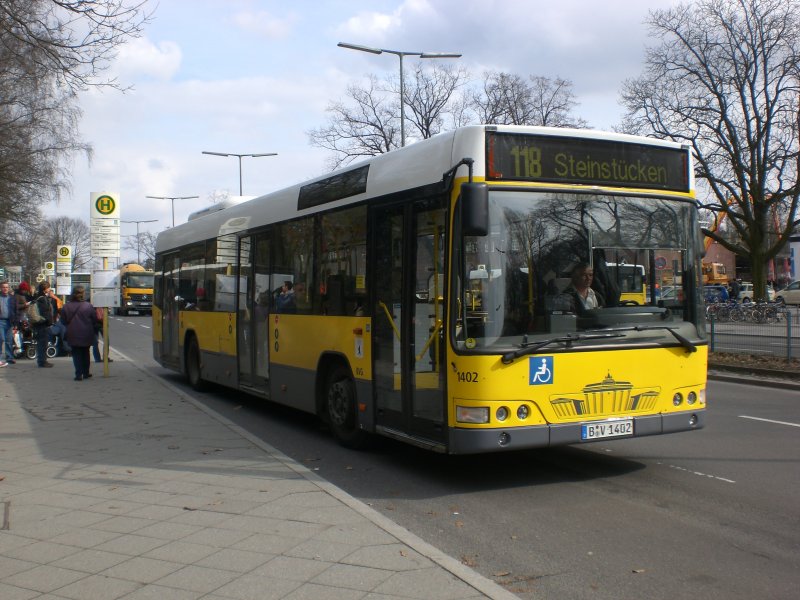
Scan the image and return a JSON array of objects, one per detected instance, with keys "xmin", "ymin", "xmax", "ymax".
[
  {"xmin": 113, "ymin": 37, "xmax": 182, "ymax": 82},
  {"xmin": 231, "ymin": 10, "xmax": 297, "ymax": 38},
  {"xmin": 337, "ymin": 10, "xmax": 396, "ymax": 40}
]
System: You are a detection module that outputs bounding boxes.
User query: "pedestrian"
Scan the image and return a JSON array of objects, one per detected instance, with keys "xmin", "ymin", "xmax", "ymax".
[
  {"xmin": 59, "ymin": 286, "xmax": 98, "ymax": 381},
  {"xmin": 0, "ymin": 280, "xmax": 18, "ymax": 366},
  {"xmin": 729, "ymin": 278, "xmax": 741, "ymax": 302},
  {"xmin": 31, "ymin": 282, "xmax": 58, "ymax": 368},
  {"xmin": 15, "ymin": 281, "xmax": 32, "ymax": 315}
]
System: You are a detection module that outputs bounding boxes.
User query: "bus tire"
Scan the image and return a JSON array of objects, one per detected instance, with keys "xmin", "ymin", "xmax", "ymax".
[
  {"xmin": 186, "ymin": 335, "xmax": 207, "ymax": 391},
  {"xmin": 325, "ymin": 365, "xmax": 369, "ymax": 449}
]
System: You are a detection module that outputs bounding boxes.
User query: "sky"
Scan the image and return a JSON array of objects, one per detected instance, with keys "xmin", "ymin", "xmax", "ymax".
[{"xmin": 52, "ymin": 0, "xmax": 683, "ymax": 263}]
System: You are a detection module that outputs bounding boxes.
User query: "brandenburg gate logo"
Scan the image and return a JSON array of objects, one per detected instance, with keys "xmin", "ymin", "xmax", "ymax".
[{"xmin": 95, "ymin": 195, "xmax": 116, "ymax": 215}]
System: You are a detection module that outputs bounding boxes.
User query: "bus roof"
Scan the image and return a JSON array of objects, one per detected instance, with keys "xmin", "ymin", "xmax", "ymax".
[{"xmin": 156, "ymin": 125, "xmax": 692, "ymax": 253}]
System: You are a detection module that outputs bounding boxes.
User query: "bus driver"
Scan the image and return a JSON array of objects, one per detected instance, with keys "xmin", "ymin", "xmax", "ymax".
[{"xmin": 565, "ymin": 263, "xmax": 605, "ymax": 313}]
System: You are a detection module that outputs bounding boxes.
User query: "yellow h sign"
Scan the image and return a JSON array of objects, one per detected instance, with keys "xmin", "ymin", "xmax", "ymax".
[
  {"xmin": 90, "ymin": 192, "xmax": 120, "ymax": 219},
  {"xmin": 95, "ymin": 195, "xmax": 115, "ymax": 215}
]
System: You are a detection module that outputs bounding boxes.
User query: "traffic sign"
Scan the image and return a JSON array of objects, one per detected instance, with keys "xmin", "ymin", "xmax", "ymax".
[
  {"xmin": 43, "ymin": 261, "xmax": 55, "ymax": 275},
  {"xmin": 90, "ymin": 192, "xmax": 121, "ymax": 258},
  {"xmin": 655, "ymin": 256, "xmax": 668, "ymax": 270},
  {"xmin": 56, "ymin": 245, "xmax": 72, "ymax": 275},
  {"xmin": 91, "ymin": 193, "xmax": 120, "ymax": 219}
]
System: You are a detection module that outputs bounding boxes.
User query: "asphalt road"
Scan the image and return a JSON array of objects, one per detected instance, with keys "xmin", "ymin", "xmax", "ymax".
[{"xmin": 109, "ymin": 314, "xmax": 800, "ymax": 600}]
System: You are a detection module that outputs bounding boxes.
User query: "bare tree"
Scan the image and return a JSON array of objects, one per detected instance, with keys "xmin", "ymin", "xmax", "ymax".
[
  {"xmin": 470, "ymin": 71, "xmax": 587, "ymax": 127},
  {"xmin": 309, "ymin": 65, "xmax": 469, "ymax": 168},
  {"xmin": 0, "ymin": 1, "xmax": 149, "ymax": 223},
  {"xmin": 1, "ymin": 0, "xmax": 151, "ymax": 92},
  {"xmin": 400, "ymin": 63, "xmax": 470, "ymax": 141},
  {"xmin": 40, "ymin": 216, "xmax": 92, "ymax": 271},
  {"xmin": 122, "ymin": 230, "xmax": 156, "ymax": 267},
  {"xmin": 0, "ymin": 217, "xmax": 45, "ymax": 280},
  {"xmin": 620, "ymin": 0, "xmax": 800, "ymax": 299},
  {"xmin": 308, "ymin": 75, "xmax": 398, "ymax": 169}
]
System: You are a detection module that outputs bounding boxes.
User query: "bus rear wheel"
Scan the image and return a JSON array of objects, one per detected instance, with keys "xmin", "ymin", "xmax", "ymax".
[
  {"xmin": 325, "ymin": 365, "xmax": 368, "ymax": 449},
  {"xmin": 186, "ymin": 335, "xmax": 207, "ymax": 391}
]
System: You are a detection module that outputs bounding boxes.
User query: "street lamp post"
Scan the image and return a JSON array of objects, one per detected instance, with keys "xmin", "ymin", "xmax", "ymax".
[
  {"xmin": 201, "ymin": 152, "xmax": 278, "ymax": 196},
  {"xmin": 145, "ymin": 195, "xmax": 199, "ymax": 228},
  {"xmin": 337, "ymin": 42, "xmax": 461, "ymax": 147},
  {"xmin": 122, "ymin": 219, "xmax": 158, "ymax": 264}
]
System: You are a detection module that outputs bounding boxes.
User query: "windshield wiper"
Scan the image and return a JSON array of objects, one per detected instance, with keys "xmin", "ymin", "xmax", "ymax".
[
  {"xmin": 501, "ymin": 333, "xmax": 625, "ymax": 364},
  {"xmin": 592, "ymin": 325, "xmax": 698, "ymax": 353},
  {"xmin": 637, "ymin": 325, "xmax": 697, "ymax": 352}
]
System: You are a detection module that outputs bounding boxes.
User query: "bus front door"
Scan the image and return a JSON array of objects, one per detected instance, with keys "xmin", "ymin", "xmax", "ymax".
[{"xmin": 373, "ymin": 199, "xmax": 446, "ymax": 447}]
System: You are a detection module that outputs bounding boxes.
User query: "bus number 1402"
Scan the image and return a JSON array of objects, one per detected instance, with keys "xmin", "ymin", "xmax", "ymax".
[{"xmin": 457, "ymin": 371, "xmax": 479, "ymax": 383}]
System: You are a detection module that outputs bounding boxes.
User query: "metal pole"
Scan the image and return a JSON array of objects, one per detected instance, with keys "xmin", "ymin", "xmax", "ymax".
[
  {"xmin": 399, "ymin": 53, "xmax": 405, "ymax": 147},
  {"xmin": 337, "ymin": 43, "xmax": 460, "ymax": 149},
  {"xmin": 122, "ymin": 219, "xmax": 157, "ymax": 265},
  {"xmin": 238, "ymin": 156, "xmax": 243, "ymax": 196},
  {"xmin": 202, "ymin": 152, "xmax": 277, "ymax": 197},
  {"xmin": 146, "ymin": 197, "xmax": 198, "ymax": 228}
]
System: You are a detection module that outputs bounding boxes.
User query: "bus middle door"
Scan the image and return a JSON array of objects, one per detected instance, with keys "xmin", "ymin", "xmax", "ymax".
[{"xmin": 372, "ymin": 198, "xmax": 446, "ymax": 448}]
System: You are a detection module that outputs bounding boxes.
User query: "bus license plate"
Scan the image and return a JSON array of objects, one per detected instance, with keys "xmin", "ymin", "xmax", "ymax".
[{"xmin": 581, "ymin": 419, "xmax": 633, "ymax": 440}]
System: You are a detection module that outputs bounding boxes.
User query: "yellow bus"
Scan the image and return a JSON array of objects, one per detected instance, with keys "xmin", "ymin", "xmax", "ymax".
[
  {"xmin": 153, "ymin": 125, "xmax": 706, "ymax": 453},
  {"xmin": 118, "ymin": 263, "xmax": 154, "ymax": 315},
  {"xmin": 605, "ymin": 263, "xmax": 647, "ymax": 305}
]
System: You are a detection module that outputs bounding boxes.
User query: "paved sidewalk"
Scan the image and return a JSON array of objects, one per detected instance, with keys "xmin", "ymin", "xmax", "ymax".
[{"xmin": 0, "ymin": 355, "xmax": 517, "ymax": 600}]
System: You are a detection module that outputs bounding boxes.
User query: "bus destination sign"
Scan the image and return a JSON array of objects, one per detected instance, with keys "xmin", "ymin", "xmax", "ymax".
[{"xmin": 486, "ymin": 132, "xmax": 689, "ymax": 192}]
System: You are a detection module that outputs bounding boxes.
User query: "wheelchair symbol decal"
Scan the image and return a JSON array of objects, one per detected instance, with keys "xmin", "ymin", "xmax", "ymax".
[{"xmin": 529, "ymin": 356, "xmax": 554, "ymax": 385}]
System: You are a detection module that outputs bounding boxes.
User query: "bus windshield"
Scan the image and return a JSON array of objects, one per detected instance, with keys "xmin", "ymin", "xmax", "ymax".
[{"xmin": 456, "ymin": 190, "xmax": 704, "ymax": 353}]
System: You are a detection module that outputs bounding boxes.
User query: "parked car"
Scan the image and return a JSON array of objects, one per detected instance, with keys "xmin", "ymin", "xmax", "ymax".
[
  {"xmin": 737, "ymin": 282, "xmax": 775, "ymax": 302},
  {"xmin": 704, "ymin": 285, "xmax": 729, "ymax": 303},
  {"xmin": 775, "ymin": 281, "xmax": 800, "ymax": 305}
]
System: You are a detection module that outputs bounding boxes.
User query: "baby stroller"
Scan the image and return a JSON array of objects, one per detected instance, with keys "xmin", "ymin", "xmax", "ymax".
[{"xmin": 22, "ymin": 321, "xmax": 60, "ymax": 360}]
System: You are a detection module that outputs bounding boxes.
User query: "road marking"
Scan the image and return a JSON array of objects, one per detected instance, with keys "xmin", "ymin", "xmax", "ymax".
[
  {"xmin": 140, "ymin": 325, "xmax": 150, "ymax": 329},
  {"xmin": 739, "ymin": 415, "xmax": 800, "ymax": 428},
  {"xmin": 661, "ymin": 463, "xmax": 736, "ymax": 484}
]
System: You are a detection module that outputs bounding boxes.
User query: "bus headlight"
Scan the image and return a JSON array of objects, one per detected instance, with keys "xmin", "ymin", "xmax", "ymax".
[
  {"xmin": 699, "ymin": 389, "xmax": 706, "ymax": 404},
  {"xmin": 496, "ymin": 407, "xmax": 509, "ymax": 422},
  {"xmin": 517, "ymin": 405, "xmax": 530, "ymax": 420},
  {"xmin": 457, "ymin": 406, "xmax": 489, "ymax": 424},
  {"xmin": 673, "ymin": 392, "xmax": 683, "ymax": 406},
  {"xmin": 687, "ymin": 391, "xmax": 697, "ymax": 405}
]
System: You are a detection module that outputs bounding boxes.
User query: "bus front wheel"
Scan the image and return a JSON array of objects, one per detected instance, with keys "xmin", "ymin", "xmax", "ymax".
[
  {"xmin": 186, "ymin": 336, "xmax": 207, "ymax": 391},
  {"xmin": 325, "ymin": 365, "xmax": 368, "ymax": 449}
]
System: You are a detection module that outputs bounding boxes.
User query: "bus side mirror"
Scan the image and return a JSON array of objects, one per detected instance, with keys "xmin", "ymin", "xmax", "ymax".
[{"xmin": 461, "ymin": 182, "xmax": 488, "ymax": 236}]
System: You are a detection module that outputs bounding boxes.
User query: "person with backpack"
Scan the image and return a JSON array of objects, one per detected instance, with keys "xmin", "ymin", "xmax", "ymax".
[{"xmin": 31, "ymin": 282, "xmax": 58, "ymax": 368}]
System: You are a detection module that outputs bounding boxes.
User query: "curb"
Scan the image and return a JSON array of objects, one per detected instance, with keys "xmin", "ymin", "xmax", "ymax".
[{"xmin": 707, "ymin": 365, "xmax": 800, "ymax": 391}]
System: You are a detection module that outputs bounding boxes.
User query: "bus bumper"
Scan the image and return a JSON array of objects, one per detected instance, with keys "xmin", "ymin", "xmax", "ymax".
[{"xmin": 447, "ymin": 409, "xmax": 705, "ymax": 455}]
